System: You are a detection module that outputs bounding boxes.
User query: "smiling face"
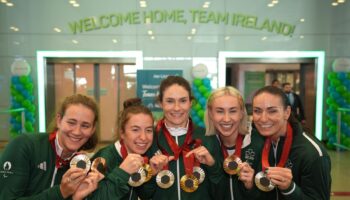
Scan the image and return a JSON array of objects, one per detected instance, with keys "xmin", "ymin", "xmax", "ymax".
[
  {"xmin": 56, "ymin": 104, "xmax": 96, "ymax": 155},
  {"xmin": 120, "ymin": 113, "xmax": 154, "ymax": 154},
  {"xmin": 209, "ymin": 95, "xmax": 243, "ymax": 140},
  {"xmin": 252, "ymin": 92, "xmax": 290, "ymax": 140},
  {"xmin": 160, "ymin": 84, "xmax": 192, "ymax": 128}
]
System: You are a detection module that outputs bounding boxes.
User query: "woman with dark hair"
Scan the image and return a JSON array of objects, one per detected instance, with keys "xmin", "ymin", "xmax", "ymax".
[
  {"xmin": 147, "ymin": 75, "xmax": 222, "ymax": 200},
  {"xmin": 88, "ymin": 98, "xmax": 155, "ymax": 200},
  {"xmin": 0, "ymin": 94, "xmax": 101, "ymax": 199},
  {"xmin": 251, "ymin": 86, "xmax": 331, "ymax": 200}
]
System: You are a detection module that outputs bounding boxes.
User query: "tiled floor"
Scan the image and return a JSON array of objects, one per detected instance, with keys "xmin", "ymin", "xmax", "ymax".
[
  {"xmin": 0, "ymin": 143, "xmax": 349, "ymax": 199},
  {"xmin": 329, "ymin": 150, "xmax": 350, "ymax": 200}
]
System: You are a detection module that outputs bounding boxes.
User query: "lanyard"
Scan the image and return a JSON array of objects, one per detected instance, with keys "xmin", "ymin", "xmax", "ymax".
[
  {"xmin": 261, "ymin": 123, "xmax": 293, "ymax": 171},
  {"xmin": 220, "ymin": 134, "xmax": 244, "ymax": 159}
]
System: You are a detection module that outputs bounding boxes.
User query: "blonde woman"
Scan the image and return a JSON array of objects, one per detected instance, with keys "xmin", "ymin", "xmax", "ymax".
[{"xmin": 204, "ymin": 86, "xmax": 264, "ymax": 200}]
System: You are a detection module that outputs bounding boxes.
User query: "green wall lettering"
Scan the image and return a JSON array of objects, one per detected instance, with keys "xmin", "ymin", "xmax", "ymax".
[{"xmin": 68, "ymin": 9, "xmax": 296, "ymax": 37}]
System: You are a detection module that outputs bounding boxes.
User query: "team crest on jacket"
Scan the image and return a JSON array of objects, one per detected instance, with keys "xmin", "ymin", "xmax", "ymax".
[
  {"xmin": 244, "ymin": 148, "xmax": 255, "ymax": 165},
  {"xmin": 0, "ymin": 161, "xmax": 14, "ymax": 178},
  {"xmin": 286, "ymin": 159, "xmax": 293, "ymax": 169}
]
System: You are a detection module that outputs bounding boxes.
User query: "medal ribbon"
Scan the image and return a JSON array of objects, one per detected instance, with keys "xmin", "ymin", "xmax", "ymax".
[
  {"xmin": 191, "ymin": 139, "xmax": 202, "ymax": 167},
  {"xmin": 155, "ymin": 118, "xmax": 193, "ymax": 160},
  {"xmin": 156, "ymin": 118, "xmax": 202, "ymax": 173},
  {"xmin": 220, "ymin": 134, "xmax": 244, "ymax": 159},
  {"xmin": 49, "ymin": 131, "xmax": 71, "ymax": 168},
  {"xmin": 182, "ymin": 138, "xmax": 202, "ymax": 174},
  {"xmin": 261, "ymin": 123, "xmax": 293, "ymax": 171}
]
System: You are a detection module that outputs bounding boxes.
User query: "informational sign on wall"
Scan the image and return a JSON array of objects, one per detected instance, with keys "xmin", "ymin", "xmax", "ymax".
[
  {"xmin": 137, "ymin": 69, "xmax": 182, "ymax": 112},
  {"xmin": 244, "ymin": 71, "xmax": 265, "ymax": 103}
]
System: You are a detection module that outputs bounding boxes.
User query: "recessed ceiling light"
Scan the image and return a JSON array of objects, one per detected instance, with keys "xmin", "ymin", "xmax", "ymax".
[
  {"xmin": 150, "ymin": 36, "xmax": 155, "ymax": 40},
  {"xmin": 10, "ymin": 26, "xmax": 19, "ymax": 32},
  {"xmin": 332, "ymin": 2, "xmax": 338, "ymax": 6},
  {"xmin": 261, "ymin": 36, "xmax": 267, "ymax": 41},
  {"xmin": 112, "ymin": 39, "xmax": 118, "ymax": 43},
  {"xmin": 72, "ymin": 40, "xmax": 78, "ymax": 44},
  {"xmin": 145, "ymin": 18, "xmax": 151, "ymax": 24},
  {"xmin": 54, "ymin": 27, "xmax": 62, "ymax": 32},
  {"xmin": 6, "ymin": 2, "xmax": 13, "ymax": 6},
  {"xmin": 224, "ymin": 36, "xmax": 230, "ymax": 40},
  {"xmin": 191, "ymin": 28, "xmax": 196, "ymax": 34},
  {"xmin": 69, "ymin": 0, "xmax": 76, "ymax": 4},
  {"xmin": 268, "ymin": 3, "xmax": 274, "ymax": 7},
  {"xmin": 72, "ymin": 3, "xmax": 79, "ymax": 7},
  {"xmin": 300, "ymin": 18, "xmax": 305, "ymax": 22},
  {"xmin": 1, "ymin": 0, "xmax": 8, "ymax": 3},
  {"xmin": 203, "ymin": 1, "xmax": 210, "ymax": 8},
  {"xmin": 337, "ymin": 0, "xmax": 345, "ymax": 3},
  {"xmin": 148, "ymin": 30, "xmax": 153, "ymax": 35},
  {"xmin": 272, "ymin": 0, "xmax": 278, "ymax": 3},
  {"xmin": 140, "ymin": 0, "xmax": 147, "ymax": 7},
  {"xmin": 300, "ymin": 35, "xmax": 304, "ymax": 39},
  {"xmin": 187, "ymin": 36, "xmax": 192, "ymax": 40}
]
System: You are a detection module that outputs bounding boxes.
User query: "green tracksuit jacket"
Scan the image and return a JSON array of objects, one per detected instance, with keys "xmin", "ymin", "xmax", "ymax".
[
  {"xmin": 88, "ymin": 141, "xmax": 153, "ymax": 200},
  {"xmin": 255, "ymin": 125, "xmax": 332, "ymax": 200},
  {"xmin": 141, "ymin": 123, "xmax": 223, "ymax": 200},
  {"xmin": 0, "ymin": 133, "xmax": 67, "ymax": 200},
  {"xmin": 212, "ymin": 131, "xmax": 265, "ymax": 200}
]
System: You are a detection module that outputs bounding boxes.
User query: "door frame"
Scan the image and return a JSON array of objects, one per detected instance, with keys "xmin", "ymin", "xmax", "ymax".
[
  {"xmin": 36, "ymin": 51, "xmax": 143, "ymax": 132},
  {"xmin": 218, "ymin": 51, "xmax": 325, "ymax": 140}
]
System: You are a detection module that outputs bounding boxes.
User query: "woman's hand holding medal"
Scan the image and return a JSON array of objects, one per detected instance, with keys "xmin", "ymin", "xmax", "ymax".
[
  {"xmin": 150, "ymin": 153, "xmax": 175, "ymax": 174},
  {"xmin": 120, "ymin": 153, "xmax": 144, "ymax": 175},
  {"xmin": 237, "ymin": 162, "xmax": 255, "ymax": 189},
  {"xmin": 60, "ymin": 167, "xmax": 87, "ymax": 198},
  {"xmin": 72, "ymin": 157, "xmax": 106, "ymax": 200},
  {"xmin": 72, "ymin": 170, "xmax": 103, "ymax": 200},
  {"xmin": 265, "ymin": 167, "xmax": 293, "ymax": 190},
  {"xmin": 185, "ymin": 146, "xmax": 215, "ymax": 167}
]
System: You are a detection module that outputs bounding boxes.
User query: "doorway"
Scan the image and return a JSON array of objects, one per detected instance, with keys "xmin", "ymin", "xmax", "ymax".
[
  {"xmin": 37, "ymin": 51, "xmax": 143, "ymax": 142},
  {"xmin": 218, "ymin": 51, "xmax": 325, "ymax": 140}
]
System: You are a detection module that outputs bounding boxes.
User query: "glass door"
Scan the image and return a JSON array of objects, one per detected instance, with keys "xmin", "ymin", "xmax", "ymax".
[{"xmin": 47, "ymin": 62, "xmax": 137, "ymax": 142}]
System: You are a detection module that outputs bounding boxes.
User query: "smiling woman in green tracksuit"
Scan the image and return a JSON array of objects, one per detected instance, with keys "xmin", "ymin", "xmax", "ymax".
[
  {"xmin": 251, "ymin": 86, "xmax": 331, "ymax": 200},
  {"xmin": 141, "ymin": 76, "xmax": 223, "ymax": 200},
  {"xmin": 87, "ymin": 98, "xmax": 155, "ymax": 200},
  {"xmin": 0, "ymin": 94, "xmax": 101, "ymax": 200},
  {"xmin": 204, "ymin": 86, "xmax": 264, "ymax": 200}
]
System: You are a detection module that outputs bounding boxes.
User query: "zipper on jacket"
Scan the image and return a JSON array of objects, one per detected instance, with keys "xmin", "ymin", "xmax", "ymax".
[
  {"xmin": 50, "ymin": 166, "xmax": 58, "ymax": 187},
  {"xmin": 230, "ymin": 176, "xmax": 234, "ymax": 200},
  {"xmin": 175, "ymin": 135, "xmax": 181, "ymax": 200}
]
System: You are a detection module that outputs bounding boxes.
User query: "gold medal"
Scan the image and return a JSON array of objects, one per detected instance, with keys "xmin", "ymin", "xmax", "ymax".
[
  {"xmin": 255, "ymin": 171, "xmax": 275, "ymax": 192},
  {"xmin": 156, "ymin": 170, "xmax": 175, "ymax": 189},
  {"xmin": 192, "ymin": 166, "xmax": 205, "ymax": 184},
  {"xmin": 91, "ymin": 157, "xmax": 106, "ymax": 174},
  {"xmin": 143, "ymin": 163, "xmax": 153, "ymax": 182},
  {"xmin": 180, "ymin": 174, "xmax": 199, "ymax": 193},
  {"xmin": 128, "ymin": 167, "xmax": 146, "ymax": 187},
  {"xmin": 223, "ymin": 155, "xmax": 242, "ymax": 175},
  {"xmin": 70, "ymin": 154, "xmax": 91, "ymax": 173}
]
